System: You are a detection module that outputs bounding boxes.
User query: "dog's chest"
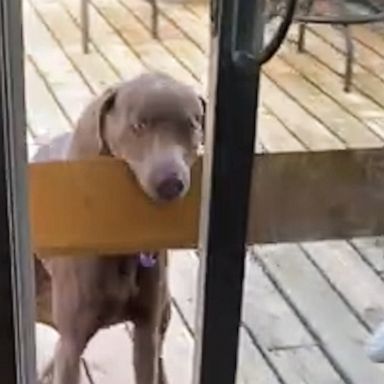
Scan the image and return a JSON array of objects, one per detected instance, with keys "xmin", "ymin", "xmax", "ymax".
[{"xmin": 98, "ymin": 254, "xmax": 160, "ymax": 325}]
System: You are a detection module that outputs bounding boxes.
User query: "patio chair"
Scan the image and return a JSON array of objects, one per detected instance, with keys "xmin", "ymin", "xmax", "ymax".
[
  {"xmin": 294, "ymin": 0, "xmax": 384, "ymax": 91},
  {"xmin": 80, "ymin": 0, "xmax": 159, "ymax": 53}
]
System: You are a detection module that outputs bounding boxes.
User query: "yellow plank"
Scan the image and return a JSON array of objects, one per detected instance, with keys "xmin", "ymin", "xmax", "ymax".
[
  {"xmin": 30, "ymin": 158, "xmax": 201, "ymax": 256},
  {"xmin": 30, "ymin": 149, "xmax": 384, "ymax": 256}
]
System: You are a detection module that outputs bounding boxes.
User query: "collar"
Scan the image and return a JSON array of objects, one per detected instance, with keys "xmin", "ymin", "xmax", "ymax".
[{"xmin": 139, "ymin": 252, "xmax": 157, "ymax": 268}]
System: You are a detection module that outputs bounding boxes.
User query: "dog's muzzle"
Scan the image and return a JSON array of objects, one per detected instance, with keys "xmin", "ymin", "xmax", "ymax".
[{"xmin": 155, "ymin": 176, "xmax": 184, "ymax": 201}]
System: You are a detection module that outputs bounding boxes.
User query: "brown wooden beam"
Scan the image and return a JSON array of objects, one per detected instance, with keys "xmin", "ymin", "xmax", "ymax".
[
  {"xmin": 248, "ymin": 148, "xmax": 384, "ymax": 243},
  {"xmin": 29, "ymin": 148, "xmax": 384, "ymax": 256}
]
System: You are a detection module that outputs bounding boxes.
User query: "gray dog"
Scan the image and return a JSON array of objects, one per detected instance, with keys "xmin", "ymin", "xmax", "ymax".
[{"xmin": 33, "ymin": 72, "xmax": 205, "ymax": 384}]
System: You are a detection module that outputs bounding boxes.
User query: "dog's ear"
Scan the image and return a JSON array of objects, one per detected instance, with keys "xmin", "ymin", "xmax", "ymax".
[
  {"xmin": 96, "ymin": 87, "xmax": 118, "ymax": 155},
  {"xmin": 73, "ymin": 86, "xmax": 118, "ymax": 157}
]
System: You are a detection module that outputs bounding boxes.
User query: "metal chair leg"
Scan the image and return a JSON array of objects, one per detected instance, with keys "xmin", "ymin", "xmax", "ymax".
[
  {"xmin": 81, "ymin": 0, "xmax": 90, "ymax": 54},
  {"xmin": 297, "ymin": 23, "xmax": 307, "ymax": 52},
  {"xmin": 297, "ymin": 0, "xmax": 315, "ymax": 52},
  {"xmin": 150, "ymin": 0, "xmax": 159, "ymax": 39},
  {"xmin": 342, "ymin": 25, "xmax": 354, "ymax": 92}
]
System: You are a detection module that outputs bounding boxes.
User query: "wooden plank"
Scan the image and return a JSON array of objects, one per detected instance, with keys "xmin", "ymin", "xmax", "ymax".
[
  {"xmin": 149, "ymin": 2, "xmax": 310, "ymax": 152},
  {"xmin": 24, "ymin": 59, "xmax": 71, "ymax": 139},
  {"xmin": 310, "ymin": 25, "xmax": 384, "ymax": 84},
  {"xmin": 27, "ymin": 0, "xmax": 300, "ymax": 154},
  {"xmin": 23, "ymin": 1, "xmax": 93, "ymax": 124},
  {"xmin": 351, "ymin": 26, "xmax": 384, "ymax": 61},
  {"xmin": 351, "ymin": 237, "xmax": 384, "ymax": 274},
  {"xmin": 29, "ymin": 148, "xmax": 384, "ymax": 255},
  {"xmin": 93, "ymin": 0, "xmax": 198, "ymax": 88},
  {"xmin": 290, "ymin": 26, "xmax": 384, "ymax": 109},
  {"xmin": 29, "ymin": 0, "xmax": 120, "ymax": 94},
  {"xmin": 302, "ymin": 240, "xmax": 384, "ymax": 329},
  {"xmin": 158, "ymin": 2, "xmax": 209, "ymax": 52},
  {"xmin": 184, "ymin": 3, "xmax": 208, "ymax": 23},
  {"xmin": 163, "ymin": 307, "xmax": 195, "ymax": 384},
  {"xmin": 246, "ymin": 148, "xmax": 384, "ymax": 243},
  {"xmin": 169, "ymin": 250, "xmax": 345, "ymax": 383},
  {"xmin": 83, "ymin": 324, "xmax": 134, "ymax": 384},
  {"xmin": 260, "ymin": 77, "xmax": 344, "ymax": 150},
  {"xmin": 256, "ymin": 243, "xmax": 384, "ymax": 383},
  {"xmin": 169, "ymin": 251, "xmax": 285, "ymax": 384},
  {"xmin": 57, "ymin": 0, "xmax": 146, "ymax": 79},
  {"xmin": 29, "ymin": 158, "xmax": 201, "ymax": 256},
  {"xmin": 264, "ymin": 56, "xmax": 383, "ymax": 148},
  {"xmin": 83, "ymin": 307, "xmax": 197, "ymax": 384},
  {"xmin": 278, "ymin": 34, "xmax": 384, "ymax": 141},
  {"xmin": 120, "ymin": 0, "xmax": 207, "ymax": 79},
  {"xmin": 257, "ymin": 105, "xmax": 305, "ymax": 152},
  {"xmin": 236, "ymin": 328, "xmax": 282, "ymax": 384}
]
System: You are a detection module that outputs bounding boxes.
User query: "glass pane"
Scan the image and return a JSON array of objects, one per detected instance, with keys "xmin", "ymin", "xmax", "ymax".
[
  {"xmin": 245, "ymin": 0, "xmax": 384, "ymax": 382},
  {"xmin": 26, "ymin": 0, "xmax": 210, "ymax": 382},
  {"xmin": 23, "ymin": 0, "xmax": 384, "ymax": 382}
]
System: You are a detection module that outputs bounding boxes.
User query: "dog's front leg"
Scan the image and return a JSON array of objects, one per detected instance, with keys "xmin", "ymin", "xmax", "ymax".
[
  {"xmin": 53, "ymin": 336, "xmax": 83, "ymax": 384},
  {"xmin": 133, "ymin": 323, "xmax": 160, "ymax": 384}
]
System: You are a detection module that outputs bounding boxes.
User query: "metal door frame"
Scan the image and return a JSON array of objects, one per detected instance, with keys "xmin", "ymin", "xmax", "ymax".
[{"xmin": 0, "ymin": 0, "xmax": 36, "ymax": 383}]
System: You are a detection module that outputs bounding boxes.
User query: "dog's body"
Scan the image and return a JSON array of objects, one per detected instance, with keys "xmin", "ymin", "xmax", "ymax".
[{"xmin": 33, "ymin": 72, "xmax": 204, "ymax": 384}]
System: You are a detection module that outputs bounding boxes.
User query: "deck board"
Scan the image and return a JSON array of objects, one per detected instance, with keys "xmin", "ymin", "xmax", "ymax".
[
  {"xmin": 256, "ymin": 244, "xmax": 384, "ymax": 384},
  {"xmin": 264, "ymin": 56, "xmax": 383, "ymax": 148},
  {"xmin": 302, "ymin": 241, "xmax": 384, "ymax": 330},
  {"xmin": 351, "ymin": 237, "xmax": 384, "ymax": 275},
  {"xmin": 289, "ymin": 26, "xmax": 384, "ymax": 109},
  {"xmin": 310, "ymin": 25, "xmax": 384, "ymax": 84},
  {"xmin": 23, "ymin": 0, "xmax": 384, "ymax": 382}
]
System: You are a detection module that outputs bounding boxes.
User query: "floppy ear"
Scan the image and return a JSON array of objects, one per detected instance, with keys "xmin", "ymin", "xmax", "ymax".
[{"xmin": 70, "ymin": 86, "xmax": 118, "ymax": 158}]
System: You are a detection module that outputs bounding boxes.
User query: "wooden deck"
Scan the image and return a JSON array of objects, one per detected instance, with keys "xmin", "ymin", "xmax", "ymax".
[{"xmin": 24, "ymin": 0, "xmax": 384, "ymax": 382}]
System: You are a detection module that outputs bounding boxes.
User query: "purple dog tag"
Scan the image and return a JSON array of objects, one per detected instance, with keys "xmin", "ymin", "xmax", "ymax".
[{"xmin": 139, "ymin": 252, "xmax": 157, "ymax": 268}]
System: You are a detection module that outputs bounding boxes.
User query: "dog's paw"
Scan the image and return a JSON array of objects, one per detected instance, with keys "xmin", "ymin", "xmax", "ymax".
[{"xmin": 366, "ymin": 321, "xmax": 384, "ymax": 363}]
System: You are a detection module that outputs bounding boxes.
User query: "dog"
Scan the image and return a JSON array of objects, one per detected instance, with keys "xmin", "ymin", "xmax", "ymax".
[{"xmin": 33, "ymin": 72, "xmax": 205, "ymax": 384}]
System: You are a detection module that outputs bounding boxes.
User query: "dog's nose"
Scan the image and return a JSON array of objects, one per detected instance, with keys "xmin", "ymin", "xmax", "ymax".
[{"xmin": 156, "ymin": 177, "xmax": 184, "ymax": 201}]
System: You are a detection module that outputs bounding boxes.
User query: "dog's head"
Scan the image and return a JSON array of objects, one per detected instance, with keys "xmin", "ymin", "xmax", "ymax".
[{"xmin": 76, "ymin": 73, "xmax": 205, "ymax": 202}]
